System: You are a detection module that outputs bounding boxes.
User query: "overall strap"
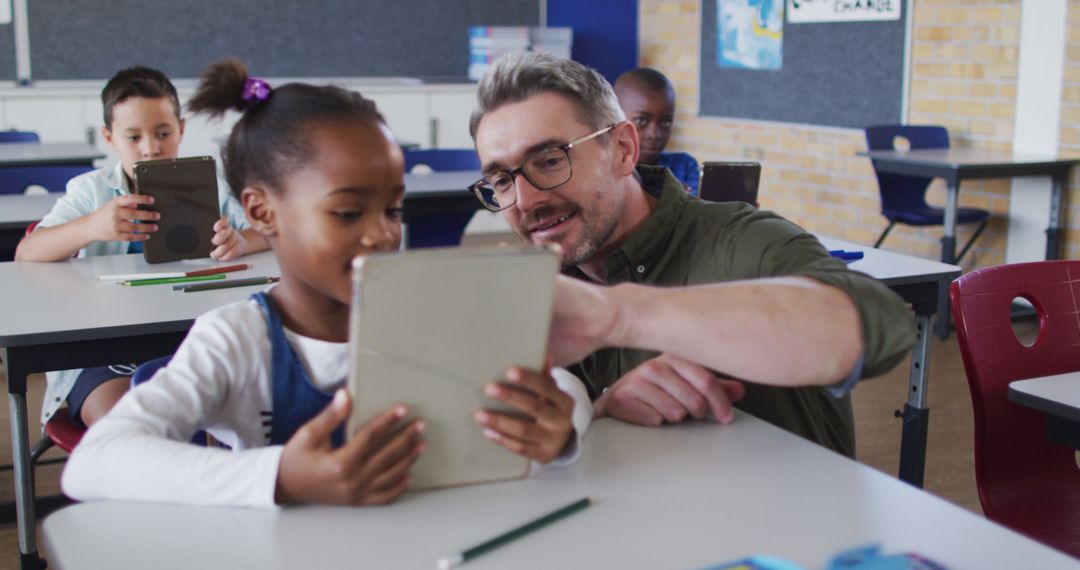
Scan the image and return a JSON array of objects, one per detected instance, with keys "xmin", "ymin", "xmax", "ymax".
[{"xmin": 250, "ymin": 292, "xmax": 344, "ymax": 447}]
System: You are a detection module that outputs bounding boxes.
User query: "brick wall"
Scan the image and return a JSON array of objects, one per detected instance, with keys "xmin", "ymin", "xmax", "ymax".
[
  {"xmin": 1062, "ymin": 0, "xmax": 1080, "ymax": 259},
  {"xmin": 639, "ymin": 0, "xmax": 1046, "ymax": 269}
]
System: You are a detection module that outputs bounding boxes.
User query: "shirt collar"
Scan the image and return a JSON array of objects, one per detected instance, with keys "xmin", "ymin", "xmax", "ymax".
[
  {"xmin": 104, "ymin": 162, "xmax": 133, "ymax": 195},
  {"xmin": 563, "ymin": 164, "xmax": 689, "ymax": 283}
]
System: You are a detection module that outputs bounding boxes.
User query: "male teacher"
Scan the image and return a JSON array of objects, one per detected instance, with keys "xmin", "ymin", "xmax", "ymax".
[{"xmin": 467, "ymin": 52, "xmax": 914, "ymax": 456}]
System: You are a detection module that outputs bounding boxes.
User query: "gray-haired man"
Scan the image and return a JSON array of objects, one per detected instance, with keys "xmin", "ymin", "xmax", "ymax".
[{"xmin": 467, "ymin": 52, "xmax": 913, "ymax": 455}]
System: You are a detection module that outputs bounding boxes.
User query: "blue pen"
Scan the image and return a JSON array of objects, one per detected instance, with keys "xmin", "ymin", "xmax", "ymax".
[{"xmin": 829, "ymin": 249, "xmax": 864, "ymax": 261}]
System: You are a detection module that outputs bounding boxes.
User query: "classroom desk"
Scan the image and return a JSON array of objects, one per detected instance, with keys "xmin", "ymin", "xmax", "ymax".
[
  {"xmin": 818, "ymin": 236, "xmax": 961, "ymax": 488},
  {"xmin": 0, "ymin": 142, "xmax": 103, "ymax": 168},
  {"xmin": 860, "ymin": 148, "xmax": 1079, "ymax": 337},
  {"xmin": 42, "ymin": 417, "xmax": 1078, "ymax": 569},
  {"xmin": 0, "ymin": 171, "xmax": 481, "ymax": 253},
  {"xmin": 402, "ymin": 170, "xmax": 483, "ymax": 248},
  {"xmin": 1009, "ymin": 373, "xmax": 1080, "ymax": 450},
  {"xmin": 0, "ymin": 252, "xmax": 280, "ymax": 570}
]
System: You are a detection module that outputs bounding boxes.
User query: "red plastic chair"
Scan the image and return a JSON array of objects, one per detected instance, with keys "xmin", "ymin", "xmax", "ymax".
[{"xmin": 950, "ymin": 261, "xmax": 1080, "ymax": 556}]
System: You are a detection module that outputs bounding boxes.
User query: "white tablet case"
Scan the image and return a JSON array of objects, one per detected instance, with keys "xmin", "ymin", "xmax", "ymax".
[{"xmin": 347, "ymin": 246, "xmax": 559, "ymax": 490}]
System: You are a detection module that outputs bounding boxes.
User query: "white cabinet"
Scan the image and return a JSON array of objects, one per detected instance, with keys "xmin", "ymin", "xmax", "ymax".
[
  {"xmin": 4, "ymin": 97, "xmax": 91, "ymax": 143},
  {"xmin": 366, "ymin": 92, "xmax": 429, "ymax": 149},
  {"xmin": 0, "ymin": 81, "xmax": 479, "ymax": 153},
  {"xmin": 429, "ymin": 91, "xmax": 478, "ymax": 149}
]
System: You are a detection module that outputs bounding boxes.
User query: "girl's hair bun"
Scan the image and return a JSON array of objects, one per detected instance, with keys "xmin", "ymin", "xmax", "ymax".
[{"xmin": 187, "ymin": 59, "xmax": 254, "ymax": 119}]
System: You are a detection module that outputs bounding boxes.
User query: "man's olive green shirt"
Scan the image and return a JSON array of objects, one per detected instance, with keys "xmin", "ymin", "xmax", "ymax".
[{"xmin": 565, "ymin": 166, "xmax": 915, "ymax": 457}]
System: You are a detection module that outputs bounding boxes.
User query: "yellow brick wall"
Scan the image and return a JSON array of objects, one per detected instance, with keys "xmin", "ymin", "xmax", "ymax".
[
  {"xmin": 1062, "ymin": 0, "xmax": 1080, "ymax": 259},
  {"xmin": 639, "ymin": 0, "xmax": 1046, "ymax": 269}
]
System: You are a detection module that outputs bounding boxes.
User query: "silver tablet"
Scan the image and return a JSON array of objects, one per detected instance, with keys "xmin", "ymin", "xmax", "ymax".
[{"xmin": 347, "ymin": 245, "xmax": 559, "ymax": 490}]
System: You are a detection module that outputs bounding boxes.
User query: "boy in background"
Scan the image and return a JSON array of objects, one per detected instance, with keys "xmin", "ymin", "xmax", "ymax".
[
  {"xmin": 17, "ymin": 66, "xmax": 268, "ymax": 429},
  {"xmin": 614, "ymin": 67, "xmax": 700, "ymax": 195}
]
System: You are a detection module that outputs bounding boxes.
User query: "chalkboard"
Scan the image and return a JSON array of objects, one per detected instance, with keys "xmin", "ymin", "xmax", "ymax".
[
  {"xmin": 699, "ymin": 1, "xmax": 907, "ymax": 129},
  {"xmin": 0, "ymin": 24, "xmax": 14, "ymax": 80},
  {"xmin": 24, "ymin": 0, "xmax": 538, "ymax": 80}
]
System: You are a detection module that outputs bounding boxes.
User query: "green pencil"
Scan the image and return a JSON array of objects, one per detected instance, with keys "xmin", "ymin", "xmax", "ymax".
[
  {"xmin": 436, "ymin": 497, "xmax": 592, "ymax": 568},
  {"xmin": 121, "ymin": 274, "xmax": 226, "ymax": 287}
]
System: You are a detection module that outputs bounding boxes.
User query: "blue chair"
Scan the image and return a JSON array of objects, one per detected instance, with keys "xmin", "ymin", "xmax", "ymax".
[
  {"xmin": 0, "ymin": 129, "xmax": 40, "ymax": 143},
  {"xmin": 865, "ymin": 125, "xmax": 989, "ymax": 262},
  {"xmin": 403, "ymin": 149, "xmax": 481, "ymax": 249},
  {"xmin": 0, "ymin": 165, "xmax": 94, "ymax": 195}
]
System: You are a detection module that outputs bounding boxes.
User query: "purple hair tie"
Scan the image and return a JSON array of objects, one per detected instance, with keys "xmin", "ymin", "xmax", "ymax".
[{"xmin": 241, "ymin": 77, "xmax": 272, "ymax": 105}]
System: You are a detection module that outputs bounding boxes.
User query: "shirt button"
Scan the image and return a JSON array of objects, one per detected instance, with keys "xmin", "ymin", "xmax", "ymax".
[{"xmin": 636, "ymin": 265, "xmax": 646, "ymax": 274}]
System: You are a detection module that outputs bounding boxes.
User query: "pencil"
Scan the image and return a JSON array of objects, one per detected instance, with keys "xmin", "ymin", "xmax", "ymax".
[
  {"xmin": 121, "ymin": 274, "xmax": 226, "ymax": 287},
  {"xmin": 436, "ymin": 497, "xmax": 592, "ymax": 569},
  {"xmin": 99, "ymin": 263, "xmax": 250, "ymax": 281},
  {"xmin": 178, "ymin": 276, "xmax": 280, "ymax": 292}
]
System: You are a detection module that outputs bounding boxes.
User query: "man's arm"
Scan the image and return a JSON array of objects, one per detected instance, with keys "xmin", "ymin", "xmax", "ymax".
[{"xmin": 549, "ymin": 274, "xmax": 863, "ymax": 388}]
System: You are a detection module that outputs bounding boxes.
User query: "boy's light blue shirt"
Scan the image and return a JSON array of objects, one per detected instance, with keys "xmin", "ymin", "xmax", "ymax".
[
  {"xmin": 37, "ymin": 161, "xmax": 247, "ymax": 258},
  {"xmin": 37, "ymin": 161, "xmax": 248, "ymax": 427}
]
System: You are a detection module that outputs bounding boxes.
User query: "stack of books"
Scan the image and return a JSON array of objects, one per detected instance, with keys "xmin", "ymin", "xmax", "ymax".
[{"xmin": 468, "ymin": 26, "xmax": 573, "ymax": 81}]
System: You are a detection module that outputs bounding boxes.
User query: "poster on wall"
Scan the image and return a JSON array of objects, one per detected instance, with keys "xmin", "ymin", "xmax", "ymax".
[
  {"xmin": 787, "ymin": 0, "xmax": 900, "ymax": 23},
  {"xmin": 717, "ymin": 0, "xmax": 784, "ymax": 71}
]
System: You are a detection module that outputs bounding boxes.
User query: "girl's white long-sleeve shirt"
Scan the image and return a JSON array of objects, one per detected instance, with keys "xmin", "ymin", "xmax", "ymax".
[{"xmin": 61, "ymin": 298, "xmax": 592, "ymax": 508}]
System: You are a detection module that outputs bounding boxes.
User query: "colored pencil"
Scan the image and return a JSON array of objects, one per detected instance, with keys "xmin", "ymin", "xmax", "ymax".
[
  {"xmin": 178, "ymin": 276, "xmax": 280, "ymax": 293},
  {"xmin": 436, "ymin": 497, "xmax": 592, "ymax": 569},
  {"xmin": 121, "ymin": 274, "xmax": 226, "ymax": 287},
  {"xmin": 99, "ymin": 263, "xmax": 250, "ymax": 281}
]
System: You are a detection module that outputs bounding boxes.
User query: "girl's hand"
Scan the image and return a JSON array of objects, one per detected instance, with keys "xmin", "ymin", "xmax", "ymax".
[
  {"xmin": 210, "ymin": 216, "xmax": 246, "ymax": 260},
  {"xmin": 89, "ymin": 194, "xmax": 159, "ymax": 242},
  {"xmin": 275, "ymin": 389, "xmax": 425, "ymax": 506},
  {"xmin": 473, "ymin": 361, "xmax": 575, "ymax": 465}
]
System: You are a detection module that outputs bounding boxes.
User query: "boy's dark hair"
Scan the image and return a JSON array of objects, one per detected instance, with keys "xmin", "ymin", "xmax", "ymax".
[
  {"xmin": 187, "ymin": 59, "xmax": 385, "ymax": 198},
  {"xmin": 616, "ymin": 67, "xmax": 674, "ymax": 96},
  {"xmin": 101, "ymin": 66, "xmax": 181, "ymax": 128}
]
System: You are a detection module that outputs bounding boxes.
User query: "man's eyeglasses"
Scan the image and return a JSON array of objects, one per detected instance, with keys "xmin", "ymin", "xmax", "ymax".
[{"xmin": 468, "ymin": 125, "xmax": 615, "ymax": 212}]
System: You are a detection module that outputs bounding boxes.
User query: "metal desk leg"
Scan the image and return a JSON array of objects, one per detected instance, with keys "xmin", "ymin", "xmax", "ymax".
[
  {"xmin": 2, "ymin": 349, "xmax": 43, "ymax": 570},
  {"xmin": 898, "ymin": 312, "xmax": 932, "ymax": 488},
  {"xmin": 1046, "ymin": 175, "xmax": 1064, "ymax": 260},
  {"xmin": 935, "ymin": 181, "xmax": 960, "ymax": 339}
]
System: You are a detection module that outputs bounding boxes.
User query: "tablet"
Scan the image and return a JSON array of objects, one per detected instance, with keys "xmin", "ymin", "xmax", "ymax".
[
  {"xmin": 133, "ymin": 156, "xmax": 221, "ymax": 264},
  {"xmin": 346, "ymin": 245, "xmax": 559, "ymax": 491},
  {"xmin": 700, "ymin": 161, "xmax": 761, "ymax": 206}
]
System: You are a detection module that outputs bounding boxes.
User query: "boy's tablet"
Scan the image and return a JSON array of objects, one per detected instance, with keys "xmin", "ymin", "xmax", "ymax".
[
  {"xmin": 133, "ymin": 156, "xmax": 220, "ymax": 264},
  {"xmin": 347, "ymin": 246, "xmax": 559, "ymax": 491},
  {"xmin": 700, "ymin": 161, "xmax": 761, "ymax": 206}
]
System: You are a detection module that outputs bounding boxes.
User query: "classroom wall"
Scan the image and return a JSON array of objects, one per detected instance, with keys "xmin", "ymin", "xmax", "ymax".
[
  {"xmin": 1062, "ymin": 0, "xmax": 1080, "ymax": 260},
  {"xmin": 641, "ymin": 0, "xmax": 1079, "ymax": 269}
]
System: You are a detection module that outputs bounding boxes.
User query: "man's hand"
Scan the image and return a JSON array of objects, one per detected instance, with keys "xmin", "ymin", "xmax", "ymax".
[
  {"xmin": 473, "ymin": 363, "xmax": 575, "ymax": 464},
  {"xmin": 88, "ymin": 194, "xmax": 159, "ymax": 242},
  {"xmin": 594, "ymin": 353, "xmax": 746, "ymax": 426}
]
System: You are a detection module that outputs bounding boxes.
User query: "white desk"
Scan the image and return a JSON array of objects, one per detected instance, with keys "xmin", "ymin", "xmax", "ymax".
[
  {"xmin": 0, "ymin": 143, "xmax": 103, "ymax": 167},
  {"xmin": 859, "ymin": 148, "xmax": 1079, "ymax": 337},
  {"xmin": 1010, "ymin": 372, "xmax": 1080, "ymax": 450},
  {"xmin": 0, "ymin": 252, "xmax": 280, "ymax": 569},
  {"xmin": 818, "ymin": 237, "xmax": 961, "ymax": 488},
  {"xmin": 43, "ymin": 418, "xmax": 1078, "ymax": 569},
  {"xmin": 0, "ymin": 193, "xmax": 60, "ymax": 231},
  {"xmin": 0, "ymin": 172, "xmax": 482, "ymax": 253}
]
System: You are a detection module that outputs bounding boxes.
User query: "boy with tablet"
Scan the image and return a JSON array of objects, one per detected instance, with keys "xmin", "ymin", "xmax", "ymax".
[{"xmin": 16, "ymin": 66, "xmax": 269, "ymax": 429}]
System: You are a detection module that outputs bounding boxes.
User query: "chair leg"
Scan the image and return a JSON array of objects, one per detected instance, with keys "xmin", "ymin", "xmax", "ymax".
[
  {"xmin": 29, "ymin": 437, "xmax": 55, "ymax": 465},
  {"xmin": 874, "ymin": 221, "xmax": 896, "ymax": 249},
  {"xmin": 956, "ymin": 219, "xmax": 989, "ymax": 263}
]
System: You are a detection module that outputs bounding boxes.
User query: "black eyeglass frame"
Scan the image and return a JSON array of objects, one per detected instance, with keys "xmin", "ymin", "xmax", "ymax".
[{"xmin": 468, "ymin": 125, "xmax": 616, "ymax": 212}]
